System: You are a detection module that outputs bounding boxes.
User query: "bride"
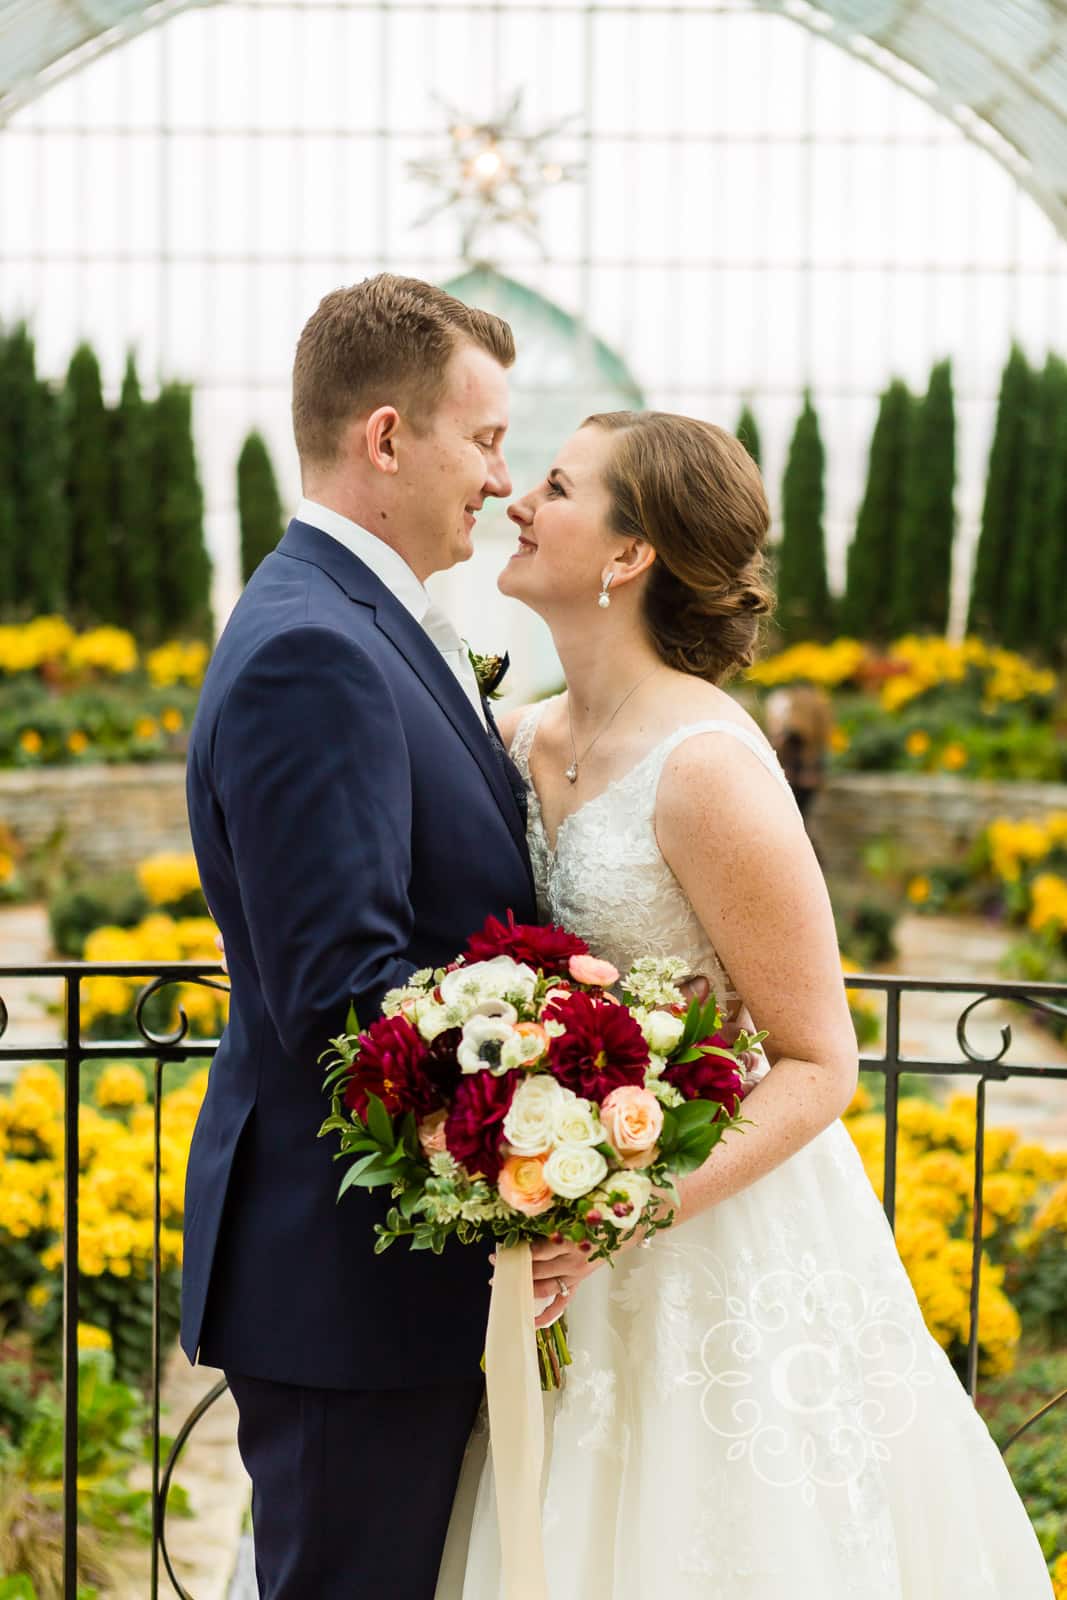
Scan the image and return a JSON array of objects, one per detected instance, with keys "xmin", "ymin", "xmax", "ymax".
[{"xmin": 437, "ymin": 411, "xmax": 1053, "ymax": 1598}]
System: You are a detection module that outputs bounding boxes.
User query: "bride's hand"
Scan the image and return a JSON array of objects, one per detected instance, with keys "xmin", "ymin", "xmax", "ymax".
[{"xmin": 528, "ymin": 1236, "xmax": 606, "ymax": 1329}]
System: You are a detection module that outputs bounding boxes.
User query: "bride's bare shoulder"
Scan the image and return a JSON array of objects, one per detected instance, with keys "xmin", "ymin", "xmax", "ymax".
[
  {"xmin": 658, "ymin": 677, "xmax": 766, "ymax": 741},
  {"xmin": 495, "ymin": 704, "xmax": 535, "ymax": 751},
  {"xmin": 495, "ymin": 696, "xmax": 563, "ymax": 753}
]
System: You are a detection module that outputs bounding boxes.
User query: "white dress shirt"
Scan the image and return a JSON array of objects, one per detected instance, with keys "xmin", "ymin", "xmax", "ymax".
[{"xmin": 295, "ymin": 498, "xmax": 487, "ymax": 729}]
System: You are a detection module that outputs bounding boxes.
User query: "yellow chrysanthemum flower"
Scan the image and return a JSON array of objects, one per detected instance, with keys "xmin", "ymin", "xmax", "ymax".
[
  {"xmin": 77, "ymin": 1323, "xmax": 113, "ymax": 1351},
  {"xmin": 95, "ymin": 1064, "xmax": 148, "ymax": 1111}
]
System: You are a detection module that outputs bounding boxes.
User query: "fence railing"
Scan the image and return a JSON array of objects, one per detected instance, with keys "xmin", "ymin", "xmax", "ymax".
[{"xmin": 1, "ymin": 962, "xmax": 1066, "ymax": 1598}]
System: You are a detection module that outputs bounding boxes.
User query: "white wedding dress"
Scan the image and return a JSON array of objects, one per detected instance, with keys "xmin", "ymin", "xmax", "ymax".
[{"xmin": 437, "ymin": 703, "xmax": 1053, "ymax": 1600}]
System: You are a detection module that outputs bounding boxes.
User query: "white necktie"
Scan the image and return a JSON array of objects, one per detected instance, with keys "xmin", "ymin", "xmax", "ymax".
[{"xmin": 421, "ymin": 603, "xmax": 487, "ymax": 730}]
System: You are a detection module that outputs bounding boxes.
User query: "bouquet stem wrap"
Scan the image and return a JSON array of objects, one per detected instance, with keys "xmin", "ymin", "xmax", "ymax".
[{"xmin": 485, "ymin": 1242, "xmax": 549, "ymax": 1600}]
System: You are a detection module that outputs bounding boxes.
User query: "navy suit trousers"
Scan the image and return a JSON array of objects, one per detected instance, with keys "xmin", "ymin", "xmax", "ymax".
[{"xmin": 227, "ymin": 1369, "xmax": 484, "ymax": 1598}]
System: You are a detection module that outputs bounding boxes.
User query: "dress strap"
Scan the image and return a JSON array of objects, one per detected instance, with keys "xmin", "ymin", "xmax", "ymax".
[
  {"xmin": 652, "ymin": 719, "xmax": 794, "ymax": 797},
  {"xmin": 509, "ymin": 697, "xmax": 556, "ymax": 781}
]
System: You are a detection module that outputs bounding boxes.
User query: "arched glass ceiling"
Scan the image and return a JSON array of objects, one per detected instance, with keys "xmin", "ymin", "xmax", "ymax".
[{"xmin": 3, "ymin": 0, "xmax": 1067, "ymax": 236}]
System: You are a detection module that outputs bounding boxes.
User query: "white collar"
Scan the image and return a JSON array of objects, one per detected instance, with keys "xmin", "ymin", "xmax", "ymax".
[{"xmin": 295, "ymin": 497, "xmax": 430, "ymax": 624}]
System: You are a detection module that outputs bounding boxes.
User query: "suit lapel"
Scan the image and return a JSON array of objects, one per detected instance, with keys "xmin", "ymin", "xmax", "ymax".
[{"xmin": 278, "ymin": 521, "xmax": 534, "ymax": 881}]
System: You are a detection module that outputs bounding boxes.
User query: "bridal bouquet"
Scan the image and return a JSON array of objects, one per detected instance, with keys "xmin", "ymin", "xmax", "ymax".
[{"xmin": 319, "ymin": 912, "xmax": 762, "ymax": 1386}]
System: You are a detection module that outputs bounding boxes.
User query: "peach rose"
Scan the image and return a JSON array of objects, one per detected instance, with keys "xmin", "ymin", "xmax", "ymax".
[
  {"xmin": 600, "ymin": 1085, "xmax": 664, "ymax": 1169},
  {"xmin": 498, "ymin": 1153, "xmax": 555, "ymax": 1217},
  {"xmin": 568, "ymin": 954, "xmax": 620, "ymax": 988},
  {"xmin": 417, "ymin": 1109, "xmax": 449, "ymax": 1157}
]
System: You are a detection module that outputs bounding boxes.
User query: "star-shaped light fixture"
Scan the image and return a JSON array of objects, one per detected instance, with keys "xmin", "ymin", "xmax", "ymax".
[{"xmin": 408, "ymin": 90, "xmax": 585, "ymax": 261}]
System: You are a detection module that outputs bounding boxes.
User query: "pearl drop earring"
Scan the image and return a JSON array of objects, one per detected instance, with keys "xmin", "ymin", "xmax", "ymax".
[{"xmin": 598, "ymin": 574, "xmax": 615, "ymax": 610}]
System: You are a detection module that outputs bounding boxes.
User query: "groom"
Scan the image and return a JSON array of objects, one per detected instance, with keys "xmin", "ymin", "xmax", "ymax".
[{"xmin": 182, "ymin": 274, "xmax": 537, "ymax": 1597}]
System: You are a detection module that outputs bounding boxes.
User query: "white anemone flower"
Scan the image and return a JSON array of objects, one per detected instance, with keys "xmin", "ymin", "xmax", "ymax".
[{"xmin": 458, "ymin": 1014, "xmax": 520, "ymax": 1076}]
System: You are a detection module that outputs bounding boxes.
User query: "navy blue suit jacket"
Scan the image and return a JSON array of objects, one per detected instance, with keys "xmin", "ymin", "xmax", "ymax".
[{"xmin": 181, "ymin": 520, "xmax": 536, "ymax": 1389}]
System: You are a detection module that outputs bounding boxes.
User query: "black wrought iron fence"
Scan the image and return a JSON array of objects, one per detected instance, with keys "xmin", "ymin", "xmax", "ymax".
[{"xmin": 1, "ymin": 962, "xmax": 1066, "ymax": 1599}]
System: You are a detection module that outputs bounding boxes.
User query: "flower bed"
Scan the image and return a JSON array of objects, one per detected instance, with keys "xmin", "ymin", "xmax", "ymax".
[
  {"xmin": 748, "ymin": 636, "xmax": 1065, "ymax": 781},
  {"xmin": 0, "ymin": 618, "xmax": 206, "ymax": 770},
  {"xmin": 907, "ymin": 810, "xmax": 1067, "ymax": 1012}
]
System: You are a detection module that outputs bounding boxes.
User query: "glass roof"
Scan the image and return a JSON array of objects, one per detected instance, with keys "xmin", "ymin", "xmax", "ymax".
[{"xmin": 2, "ymin": 0, "xmax": 1066, "ymax": 235}]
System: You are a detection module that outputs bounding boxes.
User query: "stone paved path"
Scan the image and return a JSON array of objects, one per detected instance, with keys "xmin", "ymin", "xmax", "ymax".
[{"xmin": 884, "ymin": 912, "xmax": 1067, "ymax": 1148}]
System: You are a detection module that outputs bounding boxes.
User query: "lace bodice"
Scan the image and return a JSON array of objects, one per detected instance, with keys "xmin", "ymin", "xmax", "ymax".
[{"xmin": 510, "ymin": 697, "xmax": 794, "ymax": 1012}]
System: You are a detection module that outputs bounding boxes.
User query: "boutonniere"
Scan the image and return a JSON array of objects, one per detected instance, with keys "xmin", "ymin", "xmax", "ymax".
[{"xmin": 468, "ymin": 646, "xmax": 510, "ymax": 701}]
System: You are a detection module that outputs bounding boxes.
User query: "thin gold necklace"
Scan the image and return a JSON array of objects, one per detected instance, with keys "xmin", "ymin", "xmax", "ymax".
[{"xmin": 565, "ymin": 667, "xmax": 661, "ymax": 784}]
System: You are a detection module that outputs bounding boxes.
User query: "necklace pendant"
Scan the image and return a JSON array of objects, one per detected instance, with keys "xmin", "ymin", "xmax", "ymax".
[{"xmin": 565, "ymin": 763, "xmax": 579, "ymax": 784}]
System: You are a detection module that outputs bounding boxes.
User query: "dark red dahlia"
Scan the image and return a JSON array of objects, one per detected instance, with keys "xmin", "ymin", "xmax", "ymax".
[
  {"xmin": 545, "ymin": 990, "xmax": 649, "ymax": 1102},
  {"xmin": 464, "ymin": 910, "xmax": 589, "ymax": 977},
  {"xmin": 444, "ymin": 1068, "xmax": 521, "ymax": 1184},
  {"xmin": 344, "ymin": 1014, "xmax": 437, "ymax": 1120},
  {"xmin": 662, "ymin": 1033, "xmax": 744, "ymax": 1113}
]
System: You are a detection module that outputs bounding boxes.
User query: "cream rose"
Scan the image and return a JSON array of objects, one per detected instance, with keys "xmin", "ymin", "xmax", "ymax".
[
  {"xmin": 592, "ymin": 1170, "xmax": 653, "ymax": 1231},
  {"xmin": 543, "ymin": 1143, "xmax": 608, "ymax": 1200},
  {"xmin": 503, "ymin": 1075, "xmax": 565, "ymax": 1155},
  {"xmin": 498, "ymin": 1153, "xmax": 554, "ymax": 1217},
  {"xmin": 600, "ymin": 1085, "xmax": 664, "ymax": 1169},
  {"xmin": 641, "ymin": 1009, "xmax": 685, "ymax": 1056},
  {"xmin": 553, "ymin": 1091, "xmax": 603, "ymax": 1148},
  {"xmin": 412, "ymin": 999, "xmax": 454, "ymax": 1043}
]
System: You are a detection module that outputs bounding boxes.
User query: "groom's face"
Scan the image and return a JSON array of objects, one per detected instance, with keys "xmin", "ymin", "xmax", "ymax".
[{"xmin": 396, "ymin": 341, "xmax": 512, "ymax": 577}]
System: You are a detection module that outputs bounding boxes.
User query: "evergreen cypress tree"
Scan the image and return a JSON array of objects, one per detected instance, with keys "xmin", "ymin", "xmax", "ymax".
[
  {"xmin": 1005, "ymin": 357, "xmax": 1058, "ymax": 654},
  {"xmin": 112, "ymin": 352, "xmax": 159, "ymax": 640},
  {"xmin": 777, "ymin": 391, "xmax": 833, "ymax": 642},
  {"xmin": 65, "ymin": 343, "xmax": 115, "ymax": 624},
  {"xmin": 237, "ymin": 430, "xmax": 285, "ymax": 582},
  {"xmin": 0, "ymin": 330, "xmax": 16, "ymax": 615},
  {"xmin": 1036, "ymin": 356, "xmax": 1067, "ymax": 663},
  {"xmin": 4, "ymin": 325, "xmax": 69, "ymax": 614},
  {"xmin": 839, "ymin": 380, "xmax": 912, "ymax": 642},
  {"xmin": 968, "ymin": 345, "xmax": 1031, "ymax": 640},
  {"xmin": 153, "ymin": 383, "xmax": 213, "ymax": 638},
  {"xmin": 891, "ymin": 359, "xmax": 956, "ymax": 636},
  {"xmin": 0, "ymin": 486, "xmax": 16, "ymax": 617},
  {"xmin": 736, "ymin": 403, "xmax": 762, "ymax": 469}
]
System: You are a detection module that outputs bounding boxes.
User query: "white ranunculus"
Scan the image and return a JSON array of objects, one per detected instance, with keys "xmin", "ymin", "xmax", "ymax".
[
  {"xmin": 642, "ymin": 1009, "xmax": 685, "ymax": 1056},
  {"xmin": 553, "ymin": 1091, "xmax": 603, "ymax": 1147},
  {"xmin": 592, "ymin": 1170, "xmax": 654, "ymax": 1231},
  {"xmin": 457, "ymin": 1015, "xmax": 519, "ymax": 1076},
  {"xmin": 543, "ymin": 1143, "xmax": 608, "ymax": 1200},
  {"xmin": 439, "ymin": 957, "xmax": 538, "ymax": 1018},
  {"xmin": 503, "ymin": 1075, "xmax": 566, "ymax": 1155}
]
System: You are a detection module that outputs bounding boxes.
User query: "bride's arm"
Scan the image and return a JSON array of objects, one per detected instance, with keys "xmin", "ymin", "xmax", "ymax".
[
  {"xmin": 654, "ymin": 732, "xmax": 858, "ymax": 1225},
  {"xmin": 530, "ymin": 728, "xmax": 857, "ymax": 1320}
]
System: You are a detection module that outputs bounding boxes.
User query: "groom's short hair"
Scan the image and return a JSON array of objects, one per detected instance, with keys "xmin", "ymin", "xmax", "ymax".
[{"xmin": 292, "ymin": 274, "xmax": 515, "ymax": 466}]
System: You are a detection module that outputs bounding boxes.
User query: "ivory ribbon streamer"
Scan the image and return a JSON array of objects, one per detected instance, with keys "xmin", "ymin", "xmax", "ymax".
[{"xmin": 485, "ymin": 1241, "xmax": 549, "ymax": 1600}]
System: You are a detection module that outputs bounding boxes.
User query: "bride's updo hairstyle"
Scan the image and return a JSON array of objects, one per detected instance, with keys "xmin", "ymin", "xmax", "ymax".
[{"xmin": 583, "ymin": 411, "xmax": 774, "ymax": 684}]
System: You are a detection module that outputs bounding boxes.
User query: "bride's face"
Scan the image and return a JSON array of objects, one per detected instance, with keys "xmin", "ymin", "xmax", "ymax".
[{"xmin": 499, "ymin": 426, "xmax": 618, "ymax": 611}]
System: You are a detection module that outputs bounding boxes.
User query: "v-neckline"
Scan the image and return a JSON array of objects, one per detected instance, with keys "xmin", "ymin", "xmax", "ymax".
[{"xmin": 527, "ymin": 728, "xmax": 678, "ymax": 857}]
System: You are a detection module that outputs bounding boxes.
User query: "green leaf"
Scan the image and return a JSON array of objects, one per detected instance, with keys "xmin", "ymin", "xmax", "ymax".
[
  {"xmin": 399, "ymin": 1188, "xmax": 425, "ymax": 1222},
  {"xmin": 337, "ymin": 1152, "xmax": 391, "ymax": 1198},
  {"xmin": 346, "ymin": 1002, "xmax": 360, "ymax": 1036},
  {"xmin": 672, "ymin": 1100, "xmax": 718, "ymax": 1133},
  {"xmin": 364, "ymin": 1093, "xmax": 395, "ymax": 1150}
]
